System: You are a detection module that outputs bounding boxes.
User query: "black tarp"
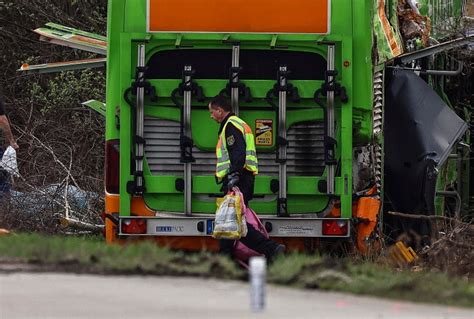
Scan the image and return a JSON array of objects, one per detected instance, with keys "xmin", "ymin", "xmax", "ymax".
[{"xmin": 384, "ymin": 69, "xmax": 468, "ymax": 214}]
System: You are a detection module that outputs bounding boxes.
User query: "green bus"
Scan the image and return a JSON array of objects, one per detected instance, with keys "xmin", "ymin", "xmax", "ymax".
[{"xmin": 25, "ymin": 0, "xmax": 471, "ymax": 253}]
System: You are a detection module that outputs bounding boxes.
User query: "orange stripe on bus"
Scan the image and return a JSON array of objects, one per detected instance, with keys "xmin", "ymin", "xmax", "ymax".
[
  {"xmin": 377, "ymin": 0, "xmax": 402, "ymax": 56},
  {"xmin": 149, "ymin": 0, "xmax": 329, "ymax": 34},
  {"xmin": 105, "ymin": 194, "xmax": 155, "ymax": 216}
]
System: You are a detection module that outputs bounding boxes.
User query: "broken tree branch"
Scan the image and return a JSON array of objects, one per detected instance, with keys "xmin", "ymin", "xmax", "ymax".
[
  {"xmin": 386, "ymin": 211, "xmax": 471, "ymax": 224},
  {"xmin": 59, "ymin": 216, "xmax": 104, "ymax": 233},
  {"xmin": 387, "ymin": 211, "xmax": 474, "ymax": 235},
  {"xmin": 446, "ymin": 239, "xmax": 474, "ymax": 250}
]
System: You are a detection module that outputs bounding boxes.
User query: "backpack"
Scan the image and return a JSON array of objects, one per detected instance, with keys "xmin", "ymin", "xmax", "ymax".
[{"xmin": 233, "ymin": 206, "xmax": 269, "ymax": 266}]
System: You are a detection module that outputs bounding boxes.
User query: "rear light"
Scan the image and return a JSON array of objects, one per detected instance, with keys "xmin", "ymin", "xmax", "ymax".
[
  {"xmin": 122, "ymin": 218, "xmax": 147, "ymax": 234},
  {"xmin": 105, "ymin": 140, "xmax": 120, "ymax": 194},
  {"xmin": 322, "ymin": 220, "xmax": 348, "ymax": 236}
]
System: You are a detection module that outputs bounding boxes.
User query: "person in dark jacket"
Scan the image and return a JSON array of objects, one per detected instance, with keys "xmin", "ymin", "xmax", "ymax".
[
  {"xmin": 0, "ymin": 95, "xmax": 18, "ymax": 195},
  {"xmin": 209, "ymin": 95, "xmax": 285, "ymax": 260},
  {"xmin": 0, "ymin": 96, "xmax": 18, "ymax": 151}
]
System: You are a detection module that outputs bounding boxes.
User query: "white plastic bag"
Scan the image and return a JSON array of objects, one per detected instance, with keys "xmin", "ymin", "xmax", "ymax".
[
  {"xmin": 212, "ymin": 191, "xmax": 244, "ymax": 240},
  {"xmin": 0, "ymin": 146, "xmax": 20, "ymax": 177}
]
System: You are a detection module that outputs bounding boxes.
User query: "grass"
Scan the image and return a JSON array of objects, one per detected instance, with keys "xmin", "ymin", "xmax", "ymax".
[
  {"xmin": 0, "ymin": 233, "xmax": 241, "ymax": 279},
  {"xmin": 269, "ymin": 254, "xmax": 474, "ymax": 307},
  {"xmin": 0, "ymin": 233, "xmax": 473, "ymax": 308}
]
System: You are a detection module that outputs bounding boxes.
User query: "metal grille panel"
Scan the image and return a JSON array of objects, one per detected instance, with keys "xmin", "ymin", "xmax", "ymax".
[
  {"xmin": 144, "ymin": 118, "xmax": 325, "ymax": 176},
  {"xmin": 373, "ymin": 71, "xmax": 384, "ymax": 195}
]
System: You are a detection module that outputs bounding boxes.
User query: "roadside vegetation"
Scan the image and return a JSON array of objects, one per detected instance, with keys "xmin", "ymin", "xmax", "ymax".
[
  {"xmin": 0, "ymin": 0, "xmax": 107, "ymax": 227},
  {"xmin": 0, "ymin": 233, "xmax": 473, "ymax": 308}
]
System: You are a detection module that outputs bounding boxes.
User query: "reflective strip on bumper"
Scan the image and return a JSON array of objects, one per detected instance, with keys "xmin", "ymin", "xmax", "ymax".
[
  {"xmin": 261, "ymin": 218, "xmax": 350, "ymax": 237},
  {"xmin": 119, "ymin": 216, "xmax": 351, "ymax": 238}
]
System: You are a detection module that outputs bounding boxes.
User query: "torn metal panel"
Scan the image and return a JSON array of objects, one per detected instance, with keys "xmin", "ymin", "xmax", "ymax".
[
  {"xmin": 82, "ymin": 100, "xmax": 106, "ymax": 117},
  {"xmin": 397, "ymin": 0, "xmax": 431, "ymax": 46},
  {"xmin": 373, "ymin": 0, "xmax": 404, "ymax": 63},
  {"xmin": 406, "ymin": 0, "xmax": 420, "ymax": 15},
  {"xmin": 353, "ymin": 146, "xmax": 374, "ymax": 193},
  {"xmin": 17, "ymin": 58, "xmax": 106, "ymax": 74},
  {"xmin": 44, "ymin": 22, "xmax": 107, "ymax": 42},
  {"xmin": 395, "ymin": 35, "xmax": 474, "ymax": 64},
  {"xmin": 384, "ymin": 69, "xmax": 468, "ymax": 213},
  {"xmin": 34, "ymin": 24, "xmax": 107, "ymax": 55}
]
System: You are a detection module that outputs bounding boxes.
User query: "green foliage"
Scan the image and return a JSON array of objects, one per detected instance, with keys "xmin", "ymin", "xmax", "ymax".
[
  {"xmin": 14, "ymin": 69, "xmax": 106, "ymax": 189},
  {"xmin": 31, "ymin": 70, "xmax": 105, "ymax": 115},
  {"xmin": 268, "ymin": 252, "xmax": 474, "ymax": 308},
  {"xmin": 338, "ymin": 263, "xmax": 474, "ymax": 307},
  {"xmin": 268, "ymin": 253, "xmax": 325, "ymax": 284},
  {"xmin": 0, "ymin": 1, "xmax": 108, "ymax": 223},
  {"xmin": 0, "ymin": 233, "xmax": 244, "ymax": 279}
]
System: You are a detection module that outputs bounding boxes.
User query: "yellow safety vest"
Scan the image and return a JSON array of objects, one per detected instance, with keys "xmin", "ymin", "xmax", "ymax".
[{"xmin": 215, "ymin": 116, "xmax": 258, "ymax": 179}]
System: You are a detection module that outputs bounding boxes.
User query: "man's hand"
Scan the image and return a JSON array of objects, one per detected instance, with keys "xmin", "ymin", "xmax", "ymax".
[
  {"xmin": 227, "ymin": 172, "xmax": 240, "ymax": 190},
  {"xmin": 10, "ymin": 141, "xmax": 19, "ymax": 150},
  {"xmin": 0, "ymin": 115, "xmax": 18, "ymax": 151}
]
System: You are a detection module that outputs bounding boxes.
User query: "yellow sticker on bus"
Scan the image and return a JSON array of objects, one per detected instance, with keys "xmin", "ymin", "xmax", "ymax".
[{"xmin": 255, "ymin": 119, "xmax": 273, "ymax": 146}]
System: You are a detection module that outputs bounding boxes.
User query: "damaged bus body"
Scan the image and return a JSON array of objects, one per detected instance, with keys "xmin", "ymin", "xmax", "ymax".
[{"xmin": 99, "ymin": 0, "xmax": 471, "ymax": 252}]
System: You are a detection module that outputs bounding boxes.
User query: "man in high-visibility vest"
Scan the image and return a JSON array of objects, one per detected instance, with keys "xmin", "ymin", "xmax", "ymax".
[{"xmin": 209, "ymin": 95, "xmax": 285, "ymax": 260}]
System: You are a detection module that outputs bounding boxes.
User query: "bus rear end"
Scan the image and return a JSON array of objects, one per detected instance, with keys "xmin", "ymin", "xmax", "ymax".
[{"xmin": 104, "ymin": 0, "xmax": 378, "ymax": 253}]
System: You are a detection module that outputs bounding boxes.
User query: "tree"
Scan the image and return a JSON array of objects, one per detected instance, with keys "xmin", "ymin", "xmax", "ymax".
[{"xmin": 0, "ymin": 0, "xmax": 107, "ymax": 232}]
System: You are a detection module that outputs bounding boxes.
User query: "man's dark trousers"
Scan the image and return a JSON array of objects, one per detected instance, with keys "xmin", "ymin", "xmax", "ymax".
[
  {"xmin": 219, "ymin": 170, "xmax": 278, "ymax": 258},
  {"xmin": 0, "ymin": 147, "xmax": 11, "ymax": 197}
]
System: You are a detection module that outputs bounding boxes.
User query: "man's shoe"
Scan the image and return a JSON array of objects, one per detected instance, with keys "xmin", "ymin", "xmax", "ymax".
[{"xmin": 271, "ymin": 244, "xmax": 286, "ymax": 259}]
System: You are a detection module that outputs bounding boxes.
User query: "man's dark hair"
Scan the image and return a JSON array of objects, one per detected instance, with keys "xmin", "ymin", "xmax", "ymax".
[{"xmin": 209, "ymin": 95, "xmax": 232, "ymax": 113}]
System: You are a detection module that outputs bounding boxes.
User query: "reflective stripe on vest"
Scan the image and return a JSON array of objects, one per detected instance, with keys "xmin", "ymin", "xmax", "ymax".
[{"xmin": 215, "ymin": 116, "xmax": 258, "ymax": 178}]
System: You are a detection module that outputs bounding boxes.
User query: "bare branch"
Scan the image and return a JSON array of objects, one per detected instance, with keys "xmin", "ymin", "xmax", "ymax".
[{"xmin": 59, "ymin": 216, "xmax": 104, "ymax": 233}]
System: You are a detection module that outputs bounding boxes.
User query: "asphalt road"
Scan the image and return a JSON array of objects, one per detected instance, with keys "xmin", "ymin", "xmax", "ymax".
[{"xmin": 1, "ymin": 273, "xmax": 472, "ymax": 319}]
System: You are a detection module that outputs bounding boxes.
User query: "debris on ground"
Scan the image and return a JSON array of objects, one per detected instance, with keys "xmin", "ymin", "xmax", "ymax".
[
  {"xmin": 420, "ymin": 219, "xmax": 474, "ymax": 278},
  {"xmin": 397, "ymin": 0, "xmax": 431, "ymax": 46}
]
